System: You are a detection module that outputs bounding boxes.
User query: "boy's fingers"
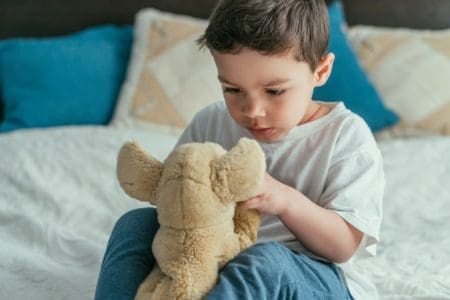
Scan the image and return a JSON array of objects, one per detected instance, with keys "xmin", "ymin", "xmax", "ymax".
[{"xmin": 242, "ymin": 196, "xmax": 261, "ymax": 209}]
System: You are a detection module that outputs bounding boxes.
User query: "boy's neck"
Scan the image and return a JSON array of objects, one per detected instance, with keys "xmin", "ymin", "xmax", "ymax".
[{"xmin": 300, "ymin": 102, "xmax": 330, "ymax": 124}]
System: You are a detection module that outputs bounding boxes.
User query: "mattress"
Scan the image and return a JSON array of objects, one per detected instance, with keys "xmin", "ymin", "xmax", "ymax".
[{"xmin": 0, "ymin": 126, "xmax": 449, "ymax": 299}]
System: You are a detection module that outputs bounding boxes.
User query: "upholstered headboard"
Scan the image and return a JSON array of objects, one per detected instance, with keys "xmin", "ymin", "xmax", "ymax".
[
  {"xmin": 341, "ymin": 0, "xmax": 450, "ymax": 30},
  {"xmin": 1, "ymin": 0, "xmax": 449, "ymax": 39},
  {"xmin": 1, "ymin": 0, "xmax": 213, "ymax": 39}
]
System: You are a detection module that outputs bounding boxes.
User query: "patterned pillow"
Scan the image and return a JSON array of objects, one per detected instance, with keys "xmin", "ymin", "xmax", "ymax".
[
  {"xmin": 347, "ymin": 26, "xmax": 450, "ymax": 138},
  {"xmin": 111, "ymin": 8, "xmax": 222, "ymax": 135}
]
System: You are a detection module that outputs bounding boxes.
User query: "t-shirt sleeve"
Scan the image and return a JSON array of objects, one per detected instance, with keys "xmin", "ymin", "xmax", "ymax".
[
  {"xmin": 320, "ymin": 145, "xmax": 384, "ymax": 257},
  {"xmin": 175, "ymin": 105, "xmax": 210, "ymax": 147},
  {"xmin": 176, "ymin": 119, "xmax": 201, "ymax": 146}
]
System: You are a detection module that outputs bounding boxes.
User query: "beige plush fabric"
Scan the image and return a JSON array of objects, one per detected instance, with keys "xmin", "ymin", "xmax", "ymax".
[
  {"xmin": 111, "ymin": 9, "xmax": 222, "ymax": 135},
  {"xmin": 116, "ymin": 138, "xmax": 265, "ymax": 300},
  {"xmin": 347, "ymin": 26, "xmax": 450, "ymax": 139}
]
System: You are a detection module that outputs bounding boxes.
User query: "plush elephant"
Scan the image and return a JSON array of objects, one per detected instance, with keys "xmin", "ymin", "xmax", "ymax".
[{"xmin": 116, "ymin": 137, "xmax": 266, "ymax": 300}]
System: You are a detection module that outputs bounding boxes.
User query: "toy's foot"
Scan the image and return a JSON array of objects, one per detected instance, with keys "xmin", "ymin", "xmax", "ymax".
[
  {"xmin": 135, "ymin": 265, "xmax": 169, "ymax": 300},
  {"xmin": 136, "ymin": 280, "xmax": 171, "ymax": 300}
]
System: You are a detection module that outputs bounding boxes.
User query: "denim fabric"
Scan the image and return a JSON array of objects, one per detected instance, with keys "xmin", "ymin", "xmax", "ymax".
[{"xmin": 95, "ymin": 207, "xmax": 353, "ymax": 299}]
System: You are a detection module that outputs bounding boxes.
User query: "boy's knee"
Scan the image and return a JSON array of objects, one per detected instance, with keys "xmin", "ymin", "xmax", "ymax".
[{"xmin": 112, "ymin": 207, "xmax": 159, "ymax": 236}]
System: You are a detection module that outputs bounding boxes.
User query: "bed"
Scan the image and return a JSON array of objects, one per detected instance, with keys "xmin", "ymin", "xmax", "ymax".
[{"xmin": 1, "ymin": 0, "xmax": 449, "ymax": 299}]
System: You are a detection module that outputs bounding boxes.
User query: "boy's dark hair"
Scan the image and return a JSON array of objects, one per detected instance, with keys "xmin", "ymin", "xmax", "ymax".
[{"xmin": 198, "ymin": 0, "xmax": 329, "ymax": 71}]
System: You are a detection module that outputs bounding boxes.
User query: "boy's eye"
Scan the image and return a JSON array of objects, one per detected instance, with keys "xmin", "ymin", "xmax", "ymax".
[
  {"xmin": 223, "ymin": 87, "xmax": 242, "ymax": 94},
  {"xmin": 266, "ymin": 89, "xmax": 285, "ymax": 96}
]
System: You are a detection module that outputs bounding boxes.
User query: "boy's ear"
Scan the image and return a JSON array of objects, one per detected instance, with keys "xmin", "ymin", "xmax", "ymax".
[{"xmin": 314, "ymin": 52, "xmax": 335, "ymax": 87}]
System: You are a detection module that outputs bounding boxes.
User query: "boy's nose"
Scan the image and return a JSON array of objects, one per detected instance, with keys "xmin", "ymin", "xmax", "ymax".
[{"xmin": 242, "ymin": 98, "xmax": 265, "ymax": 118}]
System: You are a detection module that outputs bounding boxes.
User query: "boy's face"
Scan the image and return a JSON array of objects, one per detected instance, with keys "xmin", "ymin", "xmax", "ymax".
[{"xmin": 212, "ymin": 47, "xmax": 332, "ymax": 142}]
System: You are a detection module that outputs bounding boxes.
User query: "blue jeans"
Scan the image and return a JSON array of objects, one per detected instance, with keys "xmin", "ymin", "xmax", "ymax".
[{"xmin": 95, "ymin": 208, "xmax": 353, "ymax": 299}]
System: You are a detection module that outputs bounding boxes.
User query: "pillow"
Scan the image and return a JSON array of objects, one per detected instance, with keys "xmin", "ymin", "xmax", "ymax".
[
  {"xmin": 347, "ymin": 25, "xmax": 450, "ymax": 138},
  {"xmin": 0, "ymin": 25, "xmax": 132, "ymax": 132},
  {"xmin": 313, "ymin": 1, "xmax": 399, "ymax": 132},
  {"xmin": 113, "ymin": 2, "xmax": 398, "ymax": 135},
  {"xmin": 0, "ymin": 96, "xmax": 3, "ymax": 122},
  {"xmin": 111, "ymin": 9, "xmax": 222, "ymax": 135}
]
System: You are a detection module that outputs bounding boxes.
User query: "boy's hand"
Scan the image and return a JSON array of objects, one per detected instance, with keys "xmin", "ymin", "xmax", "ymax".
[{"xmin": 242, "ymin": 173, "xmax": 291, "ymax": 215}]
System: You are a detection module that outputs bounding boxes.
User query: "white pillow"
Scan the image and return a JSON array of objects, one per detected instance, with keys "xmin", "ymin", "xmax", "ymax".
[{"xmin": 111, "ymin": 8, "xmax": 223, "ymax": 135}]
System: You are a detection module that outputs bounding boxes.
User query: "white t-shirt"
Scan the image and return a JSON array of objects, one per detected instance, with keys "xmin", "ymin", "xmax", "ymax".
[{"xmin": 176, "ymin": 100, "xmax": 384, "ymax": 300}]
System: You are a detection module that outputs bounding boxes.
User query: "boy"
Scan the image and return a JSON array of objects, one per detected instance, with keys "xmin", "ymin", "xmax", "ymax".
[{"xmin": 96, "ymin": 0, "xmax": 383, "ymax": 299}]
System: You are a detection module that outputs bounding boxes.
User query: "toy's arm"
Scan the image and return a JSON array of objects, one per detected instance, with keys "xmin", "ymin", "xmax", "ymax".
[{"xmin": 233, "ymin": 203, "xmax": 261, "ymax": 250}]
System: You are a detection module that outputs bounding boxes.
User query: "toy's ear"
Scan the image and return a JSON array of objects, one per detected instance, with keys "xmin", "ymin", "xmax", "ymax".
[
  {"xmin": 117, "ymin": 142, "xmax": 164, "ymax": 205},
  {"xmin": 211, "ymin": 138, "xmax": 266, "ymax": 203}
]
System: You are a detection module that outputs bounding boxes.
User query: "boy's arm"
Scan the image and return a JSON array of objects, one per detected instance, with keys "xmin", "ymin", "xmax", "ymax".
[
  {"xmin": 278, "ymin": 183, "xmax": 363, "ymax": 263},
  {"xmin": 243, "ymin": 173, "xmax": 363, "ymax": 263}
]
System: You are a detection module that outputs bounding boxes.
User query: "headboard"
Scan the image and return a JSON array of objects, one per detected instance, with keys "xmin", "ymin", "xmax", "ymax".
[
  {"xmin": 1, "ymin": 0, "xmax": 449, "ymax": 39},
  {"xmin": 341, "ymin": 0, "xmax": 450, "ymax": 30},
  {"xmin": 0, "ymin": 0, "xmax": 216, "ymax": 39}
]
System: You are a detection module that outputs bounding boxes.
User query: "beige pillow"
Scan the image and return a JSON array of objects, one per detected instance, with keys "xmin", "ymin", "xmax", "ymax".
[
  {"xmin": 347, "ymin": 26, "xmax": 450, "ymax": 138},
  {"xmin": 111, "ymin": 8, "xmax": 223, "ymax": 135}
]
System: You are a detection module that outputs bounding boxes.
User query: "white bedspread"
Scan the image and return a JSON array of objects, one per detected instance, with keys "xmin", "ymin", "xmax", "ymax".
[
  {"xmin": 0, "ymin": 127, "xmax": 449, "ymax": 299},
  {"xmin": 353, "ymin": 137, "xmax": 450, "ymax": 299},
  {"xmin": 0, "ymin": 126, "xmax": 178, "ymax": 299}
]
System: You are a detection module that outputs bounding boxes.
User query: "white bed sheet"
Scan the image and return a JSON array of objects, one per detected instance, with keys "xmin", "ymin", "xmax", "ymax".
[
  {"xmin": 0, "ymin": 126, "xmax": 178, "ymax": 299},
  {"xmin": 0, "ymin": 126, "xmax": 449, "ymax": 299},
  {"xmin": 353, "ymin": 136, "xmax": 450, "ymax": 299}
]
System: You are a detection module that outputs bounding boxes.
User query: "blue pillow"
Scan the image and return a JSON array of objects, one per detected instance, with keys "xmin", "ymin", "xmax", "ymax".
[
  {"xmin": 314, "ymin": 1, "xmax": 398, "ymax": 132},
  {"xmin": 0, "ymin": 25, "xmax": 133, "ymax": 132}
]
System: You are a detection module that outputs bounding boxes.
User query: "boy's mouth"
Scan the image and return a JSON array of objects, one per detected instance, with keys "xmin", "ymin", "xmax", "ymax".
[{"xmin": 247, "ymin": 127, "xmax": 275, "ymax": 138}]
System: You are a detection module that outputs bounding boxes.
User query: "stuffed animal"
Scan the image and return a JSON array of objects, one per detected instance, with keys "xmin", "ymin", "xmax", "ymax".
[{"xmin": 116, "ymin": 137, "xmax": 266, "ymax": 300}]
